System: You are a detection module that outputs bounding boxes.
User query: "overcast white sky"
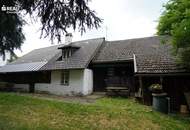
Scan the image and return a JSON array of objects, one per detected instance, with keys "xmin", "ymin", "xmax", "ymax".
[{"xmin": 0, "ymin": 0, "xmax": 168, "ymax": 65}]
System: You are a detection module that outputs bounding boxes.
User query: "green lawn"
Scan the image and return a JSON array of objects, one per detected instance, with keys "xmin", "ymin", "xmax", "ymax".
[{"xmin": 0, "ymin": 92, "xmax": 189, "ymax": 130}]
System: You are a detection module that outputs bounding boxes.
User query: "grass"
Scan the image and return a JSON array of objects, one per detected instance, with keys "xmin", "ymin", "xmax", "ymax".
[{"xmin": 0, "ymin": 92, "xmax": 189, "ymax": 130}]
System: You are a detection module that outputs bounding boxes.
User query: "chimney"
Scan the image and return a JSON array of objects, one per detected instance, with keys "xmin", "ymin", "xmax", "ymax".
[{"xmin": 65, "ymin": 33, "xmax": 73, "ymax": 45}]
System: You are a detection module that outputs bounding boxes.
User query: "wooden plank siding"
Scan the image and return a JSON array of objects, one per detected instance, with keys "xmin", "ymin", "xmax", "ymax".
[
  {"xmin": 91, "ymin": 62, "xmax": 135, "ymax": 93},
  {"xmin": 0, "ymin": 71, "xmax": 51, "ymax": 84},
  {"xmin": 137, "ymin": 75, "xmax": 190, "ymax": 111}
]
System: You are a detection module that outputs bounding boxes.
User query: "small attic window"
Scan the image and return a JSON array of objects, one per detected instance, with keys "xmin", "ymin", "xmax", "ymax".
[
  {"xmin": 62, "ymin": 49, "xmax": 72, "ymax": 58},
  {"xmin": 58, "ymin": 45, "xmax": 80, "ymax": 60}
]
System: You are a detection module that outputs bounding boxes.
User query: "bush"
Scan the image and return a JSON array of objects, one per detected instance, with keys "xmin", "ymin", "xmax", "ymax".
[{"xmin": 149, "ymin": 84, "xmax": 163, "ymax": 93}]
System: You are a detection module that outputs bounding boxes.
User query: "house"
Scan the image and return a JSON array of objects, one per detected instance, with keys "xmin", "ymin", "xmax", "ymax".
[{"xmin": 0, "ymin": 35, "xmax": 189, "ymax": 111}]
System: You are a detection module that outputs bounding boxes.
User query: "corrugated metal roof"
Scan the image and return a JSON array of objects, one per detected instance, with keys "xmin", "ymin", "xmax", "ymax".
[
  {"xmin": 0, "ymin": 62, "xmax": 47, "ymax": 73},
  {"xmin": 9, "ymin": 45, "xmax": 61, "ymax": 64}
]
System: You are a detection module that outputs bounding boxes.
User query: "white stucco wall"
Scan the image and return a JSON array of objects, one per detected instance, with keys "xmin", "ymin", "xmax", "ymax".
[
  {"xmin": 35, "ymin": 69, "xmax": 93, "ymax": 96},
  {"xmin": 14, "ymin": 84, "xmax": 29, "ymax": 92},
  {"xmin": 83, "ymin": 69, "xmax": 93, "ymax": 95}
]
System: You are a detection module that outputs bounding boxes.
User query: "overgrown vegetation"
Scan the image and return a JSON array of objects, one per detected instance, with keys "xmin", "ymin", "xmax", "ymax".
[
  {"xmin": 0, "ymin": 92, "xmax": 189, "ymax": 130},
  {"xmin": 157, "ymin": 0, "xmax": 190, "ymax": 69}
]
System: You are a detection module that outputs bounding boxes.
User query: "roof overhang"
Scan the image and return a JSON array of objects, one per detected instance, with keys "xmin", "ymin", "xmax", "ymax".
[
  {"xmin": 58, "ymin": 45, "xmax": 80, "ymax": 49},
  {"xmin": 0, "ymin": 62, "xmax": 47, "ymax": 73}
]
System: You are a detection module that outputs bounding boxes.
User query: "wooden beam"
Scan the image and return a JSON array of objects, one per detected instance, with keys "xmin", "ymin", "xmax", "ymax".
[
  {"xmin": 29, "ymin": 83, "xmax": 35, "ymax": 93},
  {"xmin": 160, "ymin": 76, "xmax": 163, "ymax": 88},
  {"xmin": 133, "ymin": 54, "xmax": 137, "ymax": 73},
  {"xmin": 139, "ymin": 76, "xmax": 144, "ymax": 104}
]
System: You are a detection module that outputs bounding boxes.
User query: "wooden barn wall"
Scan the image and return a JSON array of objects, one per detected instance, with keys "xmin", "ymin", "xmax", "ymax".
[
  {"xmin": 91, "ymin": 62, "xmax": 135, "ymax": 92},
  {"xmin": 139, "ymin": 75, "xmax": 190, "ymax": 111},
  {"xmin": 163, "ymin": 76, "xmax": 190, "ymax": 111},
  {"xmin": 0, "ymin": 71, "xmax": 51, "ymax": 84}
]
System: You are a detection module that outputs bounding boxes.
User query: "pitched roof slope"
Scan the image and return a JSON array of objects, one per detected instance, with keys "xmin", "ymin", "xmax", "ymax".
[
  {"xmin": 9, "ymin": 45, "xmax": 61, "ymax": 64},
  {"xmin": 41, "ymin": 38, "xmax": 104, "ymax": 70},
  {"xmin": 0, "ymin": 38, "xmax": 104, "ymax": 73},
  {"xmin": 93, "ymin": 36, "xmax": 186, "ymax": 74},
  {"xmin": 134, "ymin": 54, "xmax": 186, "ymax": 74},
  {"xmin": 93, "ymin": 36, "xmax": 171, "ymax": 63},
  {"xmin": 0, "ymin": 45, "xmax": 60, "ymax": 73},
  {"xmin": 0, "ymin": 62, "xmax": 47, "ymax": 73}
]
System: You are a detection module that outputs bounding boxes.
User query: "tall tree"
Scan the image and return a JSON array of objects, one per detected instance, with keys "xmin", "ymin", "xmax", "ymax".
[
  {"xmin": 0, "ymin": 1, "xmax": 25, "ymax": 60},
  {"xmin": 157, "ymin": 0, "xmax": 190, "ymax": 69},
  {"xmin": 0, "ymin": 0, "xmax": 102, "ymax": 59}
]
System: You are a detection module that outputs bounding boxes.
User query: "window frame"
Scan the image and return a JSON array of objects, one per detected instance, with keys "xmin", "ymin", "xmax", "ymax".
[{"xmin": 61, "ymin": 70, "xmax": 69, "ymax": 86}]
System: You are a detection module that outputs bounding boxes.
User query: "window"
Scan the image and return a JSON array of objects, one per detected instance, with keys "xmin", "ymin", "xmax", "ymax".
[
  {"xmin": 62, "ymin": 49, "xmax": 72, "ymax": 59},
  {"xmin": 61, "ymin": 70, "xmax": 69, "ymax": 85},
  {"xmin": 58, "ymin": 46, "xmax": 80, "ymax": 60}
]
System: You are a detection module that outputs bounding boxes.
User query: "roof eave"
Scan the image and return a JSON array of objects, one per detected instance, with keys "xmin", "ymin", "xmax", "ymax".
[{"xmin": 134, "ymin": 72, "xmax": 190, "ymax": 77}]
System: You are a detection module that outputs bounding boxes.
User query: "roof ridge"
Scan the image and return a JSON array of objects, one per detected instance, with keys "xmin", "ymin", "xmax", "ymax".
[
  {"xmin": 28, "ymin": 37, "xmax": 106, "ymax": 51},
  {"xmin": 32, "ymin": 44, "xmax": 60, "ymax": 51},
  {"xmin": 106, "ymin": 35, "xmax": 161, "ymax": 43},
  {"xmin": 72, "ymin": 37, "xmax": 105, "ymax": 44}
]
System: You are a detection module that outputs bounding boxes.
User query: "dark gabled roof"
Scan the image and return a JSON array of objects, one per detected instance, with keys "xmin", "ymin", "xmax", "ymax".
[
  {"xmin": 40, "ymin": 38, "xmax": 104, "ymax": 70},
  {"xmin": 0, "ymin": 36, "xmax": 188, "ymax": 74},
  {"xmin": 93, "ymin": 36, "xmax": 188, "ymax": 74},
  {"xmin": 0, "ymin": 38, "xmax": 104, "ymax": 73},
  {"xmin": 134, "ymin": 54, "xmax": 186, "ymax": 74},
  {"xmin": 93, "ymin": 36, "xmax": 171, "ymax": 63}
]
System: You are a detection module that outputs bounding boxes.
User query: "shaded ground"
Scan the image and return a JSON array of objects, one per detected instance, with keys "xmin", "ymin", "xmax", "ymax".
[{"xmin": 0, "ymin": 92, "xmax": 189, "ymax": 130}]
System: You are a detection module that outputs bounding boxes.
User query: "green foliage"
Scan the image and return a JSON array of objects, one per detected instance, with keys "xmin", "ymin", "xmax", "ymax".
[
  {"xmin": 157, "ymin": 0, "xmax": 190, "ymax": 69},
  {"xmin": 149, "ymin": 84, "xmax": 162, "ymax": 90}
]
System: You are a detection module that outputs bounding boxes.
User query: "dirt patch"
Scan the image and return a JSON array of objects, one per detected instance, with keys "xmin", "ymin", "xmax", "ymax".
[{"xmin": 18, "ymin": 92, "xmax": 106, "ymax": 104}]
